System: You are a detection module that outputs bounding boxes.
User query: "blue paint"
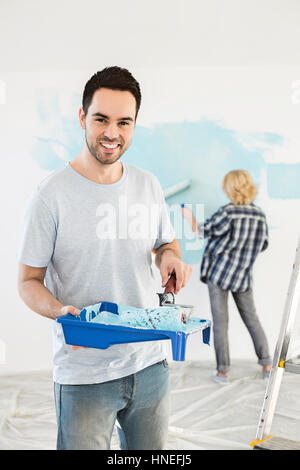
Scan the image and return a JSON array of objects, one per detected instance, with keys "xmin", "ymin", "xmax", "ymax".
[
  {"xmin": 33, "ymin": 90, "xmax": 84, "ymax": 170},
  {"xmin": 33, "ymin": 91, "xmax": 286, "ymax": 263},
  {"xmin": 254, "ymin": 132, "xmax": 284, "ymax": 146},
  {"xmin": 32, "ymin": 138, "xmax": 66, "ymax": 171},
  {"xmin": 99, "ymin": 301, "xmax": 119, "ymax": 315},
  {"xmin": 124, "ymin": 119, "xmax": 268, "ymax": 263},
  {"xmin": 79, "ymin": 300, "xmax": 200, "ymax": 333},
  {"xmin": 267, "ymin": 164, "xmax": 300, "ymax": 199},
  {"xmin": 35, "ymin": 88, "xmax": 61, "ymax": 122}
]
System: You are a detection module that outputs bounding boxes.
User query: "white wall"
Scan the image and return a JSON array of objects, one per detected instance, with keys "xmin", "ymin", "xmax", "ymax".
[
  {"xmin": 1, "ymin": 0, "xmax": 300, "ymax": 70},
  {"xmin": 1, "ymin": 0, "xmax": 300, "ymax": 374}
]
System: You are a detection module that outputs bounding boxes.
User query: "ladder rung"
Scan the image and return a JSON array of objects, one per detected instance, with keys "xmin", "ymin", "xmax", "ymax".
[
  {"xmin": 285, "ymin": 357, "xmax": 300, "ymax": 374},
  {"xmin": 253, "ymin": 436, "xmax": 300, "ymax": 450}
]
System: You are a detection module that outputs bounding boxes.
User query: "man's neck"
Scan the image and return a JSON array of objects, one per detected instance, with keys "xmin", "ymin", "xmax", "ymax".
[{"xmin": 70, "ymin": 149, "xmax": 123, "ymax": 185}]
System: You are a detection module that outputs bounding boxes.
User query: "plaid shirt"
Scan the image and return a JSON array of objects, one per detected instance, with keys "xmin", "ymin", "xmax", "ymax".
[{"xmin": 198, "ymin": 203, "xmax": 268, "ymax": 292}]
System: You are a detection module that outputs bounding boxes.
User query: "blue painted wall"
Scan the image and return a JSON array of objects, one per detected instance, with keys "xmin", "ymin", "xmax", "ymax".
[{"xmin": 32, "ymin": 90, "xmax": 287, "ymax": 265}]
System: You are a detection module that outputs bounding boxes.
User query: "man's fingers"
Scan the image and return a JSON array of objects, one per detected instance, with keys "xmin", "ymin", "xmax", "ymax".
[
  {"xmin": 161, "ymin": 268, "xmax": 170, "ymax": 288},
  {"xmin": 180, "ymin": 265, "xmax": 192, "ymax": 290},
  {"xmin": 60, "ymin": 305, "xmax": 81, "ymax": 316},
  {"xmin": 169, "ymin": 264, "xmax": 192, "ymax": 294},
  {"xmin": 164, "ymin": 273, "xmax": 176, "ymax": 293},
  {"xmin": 174, "ymin": 266, "xmax": 186, "ymax": 294},
  {"xmin": 183, "ymin": 265, "xmax": 192, "ymax": 286},
  {"xmin": 59, "ymin": 305, "xmax": 87, "ymax": 350}
]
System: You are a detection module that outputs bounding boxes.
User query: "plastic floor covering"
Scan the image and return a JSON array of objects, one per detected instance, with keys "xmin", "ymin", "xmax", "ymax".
[{"xmin": 0, "ymin": 360, "xmax": 299, "ymax": 450}]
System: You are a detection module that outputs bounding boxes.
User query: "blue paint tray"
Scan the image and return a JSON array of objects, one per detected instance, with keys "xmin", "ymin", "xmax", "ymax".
[{"xmin": 57, "ymin": 301, "xmax": 211, "ymax": 361}]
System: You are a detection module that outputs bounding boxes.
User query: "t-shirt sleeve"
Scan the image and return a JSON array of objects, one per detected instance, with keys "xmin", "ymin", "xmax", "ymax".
[
  {"xmin": 17, "ymin": 188, "xmax": 57, "ymax": 267},
  {"xmin": 152, "ymin": 176, "xmax": 175, "ymax": 250}
]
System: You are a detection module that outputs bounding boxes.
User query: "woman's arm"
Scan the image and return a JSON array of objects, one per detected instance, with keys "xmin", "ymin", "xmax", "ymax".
[{"xmin": 181, "ymin": 205, "xmax": 230, "ymax": 239}]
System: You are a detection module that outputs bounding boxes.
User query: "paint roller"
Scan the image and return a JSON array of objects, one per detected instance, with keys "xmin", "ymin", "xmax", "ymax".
[{"xmin": 163, "ymin": 179, "xmax": 191, "ymax": 199}]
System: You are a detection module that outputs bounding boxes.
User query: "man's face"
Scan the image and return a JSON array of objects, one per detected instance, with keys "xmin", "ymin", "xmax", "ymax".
[{"xmin": 80, "ymin": 88, "xmax": 137, "ymax": 165}]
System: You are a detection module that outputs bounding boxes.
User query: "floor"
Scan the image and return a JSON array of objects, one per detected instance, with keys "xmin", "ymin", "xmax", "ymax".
[{"xmin": 0, "ymin": 360, "xmax": 299, "ymax": 450}]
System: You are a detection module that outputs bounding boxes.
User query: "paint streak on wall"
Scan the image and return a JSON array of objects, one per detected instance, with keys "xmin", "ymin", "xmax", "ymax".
[
  {"xmin": 32, "ymin": 91, "xmax": 287, "ymax": 264},
  {"xmin": 267, "ymin": 164, "xmax": 300, "ymax": 199}
]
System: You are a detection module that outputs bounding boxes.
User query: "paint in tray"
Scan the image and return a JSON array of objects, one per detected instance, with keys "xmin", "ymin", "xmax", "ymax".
[{"xmin": 57, "ymin": 300, "xmax": 211, "ymax": 361}]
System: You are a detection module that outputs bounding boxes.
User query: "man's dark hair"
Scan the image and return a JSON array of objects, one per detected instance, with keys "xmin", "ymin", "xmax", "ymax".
[{"xmin": 82, "ymin": 66, "xmax": 141, "ymax": 119}]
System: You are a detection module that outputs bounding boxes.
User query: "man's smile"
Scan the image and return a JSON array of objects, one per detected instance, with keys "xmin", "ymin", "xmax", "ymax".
[{"xmin": 99, "ymin": 142, "xmax": 121, "ymax": 153}]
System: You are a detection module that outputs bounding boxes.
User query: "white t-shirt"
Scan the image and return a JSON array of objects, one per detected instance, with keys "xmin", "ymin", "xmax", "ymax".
[{"xmin": 18, "ymin": 162, "xmax": 175, "ymax": 384}]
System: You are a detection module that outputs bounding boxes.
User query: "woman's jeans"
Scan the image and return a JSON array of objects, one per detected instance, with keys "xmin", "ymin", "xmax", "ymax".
[
  {"xmin": 207, "ymin": 282, "xmax": 271, "ymax": 373},
  {"xmin": 54, "ymin": 359, "xmax": 170, "ymax": 450}
]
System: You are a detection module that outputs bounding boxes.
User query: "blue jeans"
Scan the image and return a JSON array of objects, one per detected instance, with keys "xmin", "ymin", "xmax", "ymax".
[
  {"xmin": 207, "ymin": 281, "xmax": 271, "ymax": 373},
  {"xmin": 54, "ymin": 359, "xmax": 170, "ymax": 450}
]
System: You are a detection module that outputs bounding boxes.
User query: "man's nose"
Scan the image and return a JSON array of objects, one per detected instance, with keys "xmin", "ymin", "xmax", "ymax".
[{"xmin": 104, "ymin": 123, "xmax": 119, "ymax": 140}]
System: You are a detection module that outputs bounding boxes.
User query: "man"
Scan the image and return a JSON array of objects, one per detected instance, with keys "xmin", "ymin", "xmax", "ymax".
[{"xmin": 18, "ymin": 66, "xmax": 192, "ymax": 450}]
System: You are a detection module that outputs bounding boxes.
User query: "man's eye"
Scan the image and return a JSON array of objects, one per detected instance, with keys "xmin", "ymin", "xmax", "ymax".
[
  {"xmin": 95, "ymin": 118, "xmax": 105, "ymax": 123},
  {"xmin": 119, "ymin": 121, "xmax": 129, "ymax": 126}
]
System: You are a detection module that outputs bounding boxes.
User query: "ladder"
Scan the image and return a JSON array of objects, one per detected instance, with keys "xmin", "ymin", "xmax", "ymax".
[{"xmin": 251, "ymin": 237, "xmax": 300, "ymax": 450}]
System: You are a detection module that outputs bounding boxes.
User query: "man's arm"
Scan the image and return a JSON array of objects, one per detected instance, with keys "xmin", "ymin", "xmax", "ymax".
[
  {"xmin": 153, "ymin": 239, "xmax": 192, "ymax": 295},
  {"xmin": 18, "ymin": 263, "xmax": 80, "ymax": 320}
]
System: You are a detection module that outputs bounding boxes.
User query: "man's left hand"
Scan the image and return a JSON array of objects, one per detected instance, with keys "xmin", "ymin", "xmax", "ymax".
[{"xmin": 160, "ymin": 255, "xmax": 192, "ymax": 295}]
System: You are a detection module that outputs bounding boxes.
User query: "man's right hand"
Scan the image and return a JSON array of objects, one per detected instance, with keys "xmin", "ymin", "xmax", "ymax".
[
  {"xmin": 59, "ymin": 305, "xmax": 89, "ymax": 351},
  {"xmin": 59, "ymin": 305, "xmax": 81, "ymax": 317},
  {"xmin": 18, "ymin": 264, "xmax": 87, "ymax": 350}
]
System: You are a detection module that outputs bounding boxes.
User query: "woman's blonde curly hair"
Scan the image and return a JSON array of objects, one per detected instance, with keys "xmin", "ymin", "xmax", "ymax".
[{"xmin": 222, "ymin": 170, "xmax": 257, "ymax": 205}]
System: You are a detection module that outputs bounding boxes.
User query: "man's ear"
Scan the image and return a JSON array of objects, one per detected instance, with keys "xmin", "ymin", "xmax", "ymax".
[{"xmin": 79, "ymin": 107, "xmax": 86, "ymax": 130}]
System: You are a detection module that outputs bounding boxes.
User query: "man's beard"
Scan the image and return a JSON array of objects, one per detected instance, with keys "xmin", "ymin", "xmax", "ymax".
[{"xmin": 85, "ymin": 134, "xmax": 125, "ymax": 165}]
